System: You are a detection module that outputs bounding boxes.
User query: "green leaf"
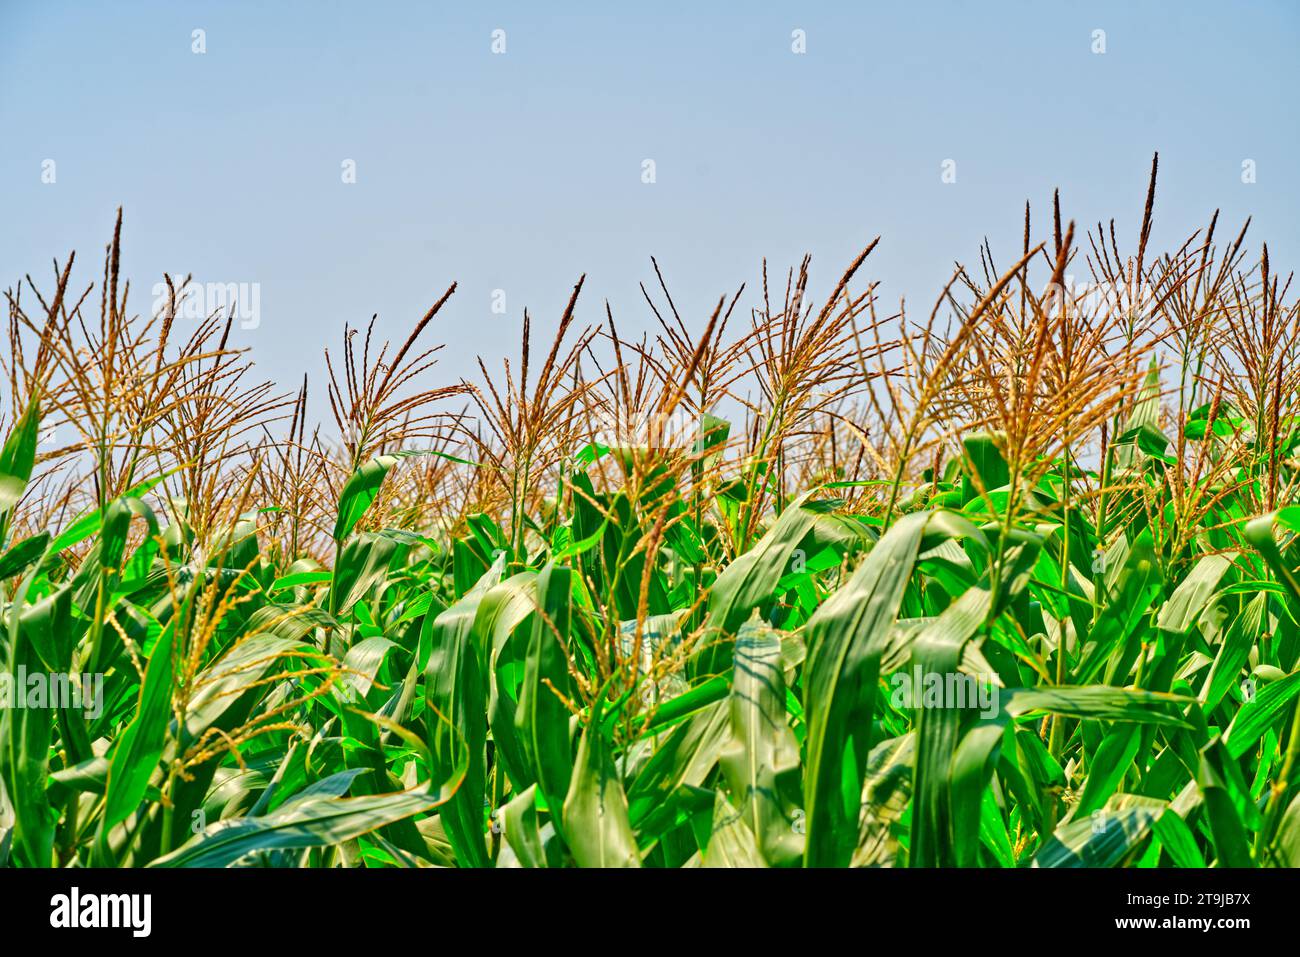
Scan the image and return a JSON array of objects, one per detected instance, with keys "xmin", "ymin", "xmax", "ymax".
[
  {"xmin": 1202, "ymin": 592, "xmax": 1267, "ymax": 711},
  {"xmin": 1003, "ymin": 686, "xmax": 1191, "ymax": 728},
  {"xmin": 333, "ymin": 452, "xmax": 421, "ymax": 543},
  {"xmin": 1156, "ymin": 553, "xmax": 1235, "ymax": 635},
  {"xmin": 101, "ymin": 622, "xmax": 176, "ymax": 832},
  {"xmin": 706, "ymin": 491, "xmax": 821, "ymax": 639},
  {"xmin": 422, "ymin": 552, "xmax": 504, "ymax": 867},
  {"xmin": 562, "ymin": 691, "xmax": 640, "ymax": 867},
  {"xmin": 0, "ymin": 532, "xmax": 50, "ymax": 580},
  {"xmin": 1225, "ymin": 670, "xmax": 1300, "ymax": 759},
  {"xmin": 515, "ymin": 564, "xmax": 574, "ymax": 814},
  {"xmin": 0, "ymin": 396, "xmax": 40, "ymax": 517},
  {"xmin": 150, "ymin": 783, "xmax": 463, "ymax": 868},
  {"xmin": 717, "ymin": 619, "xmax": 803, "ymax": 865},
  {"xmin": 801, "ymin": 510, "xmax": 932, "ymax": 867},
  {"xmin": 1033, "ymin": 800, "xmax": 1162, "ymax": 867}
]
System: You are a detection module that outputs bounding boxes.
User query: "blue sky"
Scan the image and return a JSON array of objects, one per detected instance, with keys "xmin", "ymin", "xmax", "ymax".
[{"xmin": 3, "ymin": 1, "xmax": 1298, "ymax": 405}]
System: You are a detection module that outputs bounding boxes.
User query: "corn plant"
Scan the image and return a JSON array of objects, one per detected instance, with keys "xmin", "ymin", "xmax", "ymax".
[{"xmin": 2, "ymin": 163, "xmax": 1300, "ymax": 868}]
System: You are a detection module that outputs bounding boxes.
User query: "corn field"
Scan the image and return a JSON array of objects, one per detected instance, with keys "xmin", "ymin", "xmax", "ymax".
[{"xmin": 3, "ymin": 162, "xmax": 1300, "ymax": 869}]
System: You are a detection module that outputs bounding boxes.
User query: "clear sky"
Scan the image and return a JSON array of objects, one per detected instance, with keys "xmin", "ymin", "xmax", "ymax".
[{"xmin": 3, "ymin": 1, "xmax": 1298, "ymax": 411}]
